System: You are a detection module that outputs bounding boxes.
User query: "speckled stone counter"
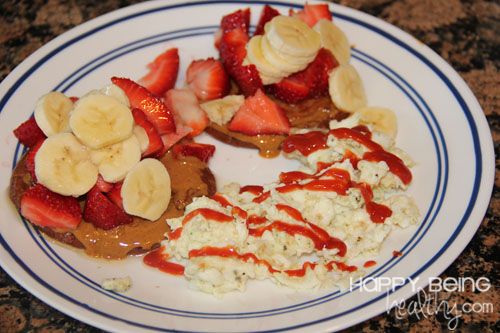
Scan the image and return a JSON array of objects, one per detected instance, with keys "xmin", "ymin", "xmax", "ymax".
[{"xmin": 0, "ymin": 0, "xmax": 498, "ymax": 332}]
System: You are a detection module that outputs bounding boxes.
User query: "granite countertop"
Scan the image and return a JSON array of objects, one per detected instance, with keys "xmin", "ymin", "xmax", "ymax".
[{"xmin": 0, "ymin": 0, "xmax": 498, "ymax": 332}]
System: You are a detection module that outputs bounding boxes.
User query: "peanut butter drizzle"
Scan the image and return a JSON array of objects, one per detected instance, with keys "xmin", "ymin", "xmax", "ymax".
[{"xmin": 72, "ymin": 151, "xmax": 215, "ymax": 259}]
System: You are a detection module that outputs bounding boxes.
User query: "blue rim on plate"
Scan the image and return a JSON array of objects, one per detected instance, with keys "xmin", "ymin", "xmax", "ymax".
[{"xmin": 0, "ymin": 1, "xmax": 490, "ymax": 332}]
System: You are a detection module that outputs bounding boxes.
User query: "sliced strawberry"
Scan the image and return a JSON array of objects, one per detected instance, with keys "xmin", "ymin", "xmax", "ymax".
[
  {"xmin": 303, "ymin": 48, "xmax": 338, "ymax": 97},
  {"xmin": 13, "ymin": 117, "xmax": 46, "ymax": 148},
  {"xmin": 164, "ymin": 89, "xmax": 209, "ymax": 137},
  {"xmin": 25, "ymin": 139, "xmax": 44, "ymax": 180},
  {"xmin": 173, "ymin": 143, "xmax": 216, "ymax": 163},
  {"xmin": 186, "ymin": 58, "xmax": 229, "ymax": 101},
  {"xmin": 291, "ymin": 3, "xmax": 332, "ymax": 27},
  {"xmin": 219, "ymin": 28, "xmax": 249, "ymax": 74},
  {"xmin": 233, "ymin": 64, "xmax": 264, "ymax": 97},
  {"xmin": 20, "ymin": 184, "xmax": 82, "ymax": 230},
  {"xmin": 254, "ymin": 5, "xmax": 280, "ymax": 36},
  {"xmin": 220, "ymin": 8, "xmax": 250, "ymax": 34},
  {"xmin": 139, "ymin": 48, "xmax": 179, "ymax": 96},
  {"xmin": 107, "ymin": 182, "xmax": 124, "ymax": 210},
  {"xmin": 155, "ymin": 124, "xmax": 192, "ymax": 157},
  {"xmin": 267, "ymin": 77, "xmax": 310, "ymax": 104},
  {"xmin": 131, "ymin": 108, "xmax": 164, "ymax": 157},
  {"xmin": 228, "ymin": 89, "xmax": 290, "ymax": 135},
  {"xmin": 111, "ymin": 77, "xmax": 175, "ymax": 135},
  {"xmin": 95, "ymin": 175, "xmax": 113, "ymax": 193},
  {"xmin": 84, "ymin": 186, "xmax": 132, "ymax": 230}
]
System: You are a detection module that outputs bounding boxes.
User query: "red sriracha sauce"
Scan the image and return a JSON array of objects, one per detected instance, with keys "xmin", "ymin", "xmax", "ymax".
[
  {"xmin": 167, "ymin": 208, "xmax": 233, "ymax": 240},
  {"xmin": 282, "ymin": 131, "xmax": 328, "ymax": 156},
  {"xmin": 143, "ymin": 247, "xmax": 185, "ymax": 276},
  {"xmin": 364, "ymin": 260, "xmax": 377, "ymax": 268},
  {"xmin": 354, "ymin": 182, "xmax": 392, "ymax": 223},
  {"xmin": 240, "ymin": 185, "xmax": 264, "ymax": 196}
]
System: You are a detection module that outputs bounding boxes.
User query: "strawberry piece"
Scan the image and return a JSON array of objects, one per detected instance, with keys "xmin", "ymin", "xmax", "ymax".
[
  {"xmin": 254, "ymin": 5, "xmax": 280, "ymax": 36},
  {"xmin": 164, "ymin": 89, "xmax": 209, "ymax": 137},
  {"xmin": 266, "ymin": 77, "xmax": 310, "ymax": 104},
  {"xmin": 173, "ymin": 142, "xmax": 216, "ymax": 163},
  {"xmin": 219, "ymin": 28, "xmax": 249, "ymax": 74},
  {"xmin": 95, "ymin": 175, "xmax": 113, "ymax": 193},
  {"xmin": 291, "ymin": 3, "xmax": 332, "ymax": 27},
  {"xmin": 25, "ymin": 139, "xmax": 44, "ymax": 180},
  {"xmin": 107, "ymin": 182, "xmax": 124, "ymax": 210},
  {"xmin": 84, "ymin": 187, "xmax": 132, "ymax": 230},
  {"xmin": 186, "ymin": 58, "xmax": 229, "ymax": 101},
  {"xmin": 214, "ymin": 28, "xmax": 223, "ymax": 49},
  {"xmin": 228, "ymin": 89, "xmax": 290, "ymax": 135},
  {"xmin": 131, "ymin": 108, "xmax": 164, "ymax": 157},
  {"xmin": 155, "ymin": 124, "xmax": 192, "ymax": 157},
  {"xmin": 233, "ymin": 64, "xmax": 264, "ymax": 97},
  {"xmin": 13, "ymin": 117, "xmax": 46, "ymax": 148},
  {"xmin": 139, "ymin": 48, "xmax": 179, "ymax": 96},
  {"xmin": 20, "ymin": 184, "xmax": 82, "ymax": 230},
  {"xmin": 220, "ymin": 8, "xmax": 250, "ymax": 34},
  {"xmin": 111, "ymin": 77, "xmax": 175, "ymax": 135}
]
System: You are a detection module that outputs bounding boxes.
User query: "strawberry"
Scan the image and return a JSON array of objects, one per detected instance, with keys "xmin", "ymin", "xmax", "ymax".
[
  {"xmin": 20, "ymin": 184, "xmax": 82, "ymax": 230},
  {"xmin": 220, "ymin": 8, "xmax": 250, "ymax": 34},
  {"xmin": 254, "ymin": 5, "xmax": 280, "ymax": 36},
  {"xmin": 95, "ymin": 175, "xmax": 113, "ymax": 193},
  {"xmin": 164, "ymin": 89, "xmax": 209, "ymax": 137},
  {"xmin": 266, "ymin": 77, "xmax": 310, "ymax": 104},
  {"xmin": 25, "ymin": 139, "xmax": 44, "ymax": 180},
  {"xmin": 111, "ymin": 77, "xmax": 175, "ymax": 135},
  {"xmin": 214, "ymin": 28, "xmax": 223, "ymax": 49},
  {"xmin": 291, "ymin": 3, "xmax": 332, "ymax": 27},
  {"xmin": 233, "ymin": 64, "xmax": 263, "ymax": 97},
  {"xmin": 219, "ymin": 28, "xmax": 249, "ymax": 74},
  {"xmin": 228, "ymin": 89, "xmax": 290, "ymax": 135},
  {"xmin": 155, "ymin": 124, "xmax": 192, "ymax": 157},
  {"xmin": 107, "ymin": 182, "xmax": 124, "ymax": 210},
  {"xmin": 13, "ymin": 117, "xmax": 46, "ymax": 148},
  {"xmin": 173, "ymin": 142, "xmax": 216, "ymax": 163},
  {"xmin": 186, "ymin": 58, "xmax": 229, "ymax": 101},
  {"xmin": 84, "ymin": 186, "xmax": 132, "ymax": 230},
  {"xmin": 131, "ymin": 108, "xmax": 164, "ymax": 157},
  {"xmin": 139, "ymin": 48, "xmax": 179, "ymax": 96}
]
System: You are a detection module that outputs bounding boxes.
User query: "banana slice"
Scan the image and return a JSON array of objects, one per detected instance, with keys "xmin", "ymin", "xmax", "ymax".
[
  {"xmin": 201, "ymin": 95, "xmax": 244, "ymax": 126},
  {"xmin": 70, "ymin": 93, "xmax": 134, "ymax": 149},
  {"xmin": 133, "ymin": 125, "xmax": 149, "ymax": 153},
  {"xmin": 34, "ymin": 91, "xmax": 74, "ymax": 137},
  {"xmin": 35, "ymin": 133, "xmax": 98, "ymax": 197},
  {"xmin": 90, "ymin": 135, "xmax": 141, "ymax": 183},
  {"xmin": 313, "ymin": 19, "xmax": 351, "ymax": 65},
  {"xmin": 328, "ymin": 64, "xmax": 367, "ymax": 112},
  {"xmin": 121, "ymin": 158, "xmax": 171, "ymax": 221},
  {"xmin": 245, "ymin": 35, "xmax": 283, "ymax": 84},
  {"xmin": 100, "ymin": 84, "xmax": 130, "ymax": 107},
  {"xmin": 357, "ymin": 107, "xmax": 398, "ymax": 138},
  {"xmin": 265, "ymin": 16, "xmax": 321, "ymax": 58},
  {"xmin": 260, "ymin": 34, "xmax": 308, "ymax": 73}
]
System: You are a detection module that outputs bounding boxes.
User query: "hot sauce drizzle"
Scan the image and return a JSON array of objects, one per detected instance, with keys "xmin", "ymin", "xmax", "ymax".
[
  {"xmin": 354, "ymin": 183, "xmax": 392, "ymax": 223},
  {"xmin": 282, "ymin": 131, "xmax": 328, "ymax": 156},
  {"xmin": 143, "ymin": 246, "xmax": 185, "ymax": 275},
  {"xmin": 167, "ymin": 208, "xmax": 234, "ymax": 240},
  {"xmin": 252, "ymin": 191, "xmax": 271, "ymax": 203},
  {"xmin": 363, "ymin": 260, "xmax": 377, "ymax": 268},
  {"xmin": 240, "ymin": 185, "xmax": 264, "ymax": 196}
]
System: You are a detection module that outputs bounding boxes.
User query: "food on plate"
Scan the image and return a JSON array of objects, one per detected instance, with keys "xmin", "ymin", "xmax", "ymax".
[
  {"xmin": 9, "ymin": 3, "xmax": 419, "ymax": 295},
  {"xmin": 101, "ymin": 276, "xmax": 132, "ymax": 293}
]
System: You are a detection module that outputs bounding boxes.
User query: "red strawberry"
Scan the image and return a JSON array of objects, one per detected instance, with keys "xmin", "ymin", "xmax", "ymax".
[
  {"xmin": 138, "ymin": 48, "xmax": 179, "ymax": 96},
  {"xmin": 228, "ymin": 89, "xmax": 290, "ymax": 135},
  {"xmin": 155, "ymin": 124, "xmax": 192, "ymax": 157},
  {"xmin": 84, "ymin": 186, "xmax": 132, "ymax": 230},
  {"xmin": 13, "ymin": 117, "xmax": 46, "ymax": 148},
  {"xmin": 219, "ymin": 28, "xmax": 249, "ymax": 74},
  {"xmin": 95, "ymin": 175, "xmax": 113, "ymax": 193},
  {"xmin": 266, "ymin": 77, "xmax": 310, "ymax": 104},
  {"xmin": 111, "ymin": 77, "xmax": 175, "ymax": 135},
  {"xmin": 291, "ymin": 3, "xmax": 332, "ymax": 27},
  {"xmin": 220, "ymin": 8, "xmax": 250, "ymax": 34},
  {"xmin": 302, "ymin": 48, "xmax": 338, "ymax": 96},
  {"xmin": 254, "ymin": 5, "xmax": 280, "ymax": 36},
  {"xmin": 25, "ymin": 139, "xmax": 44, "ymax": 180},
  {"xmin": 131, "ymin": 108, "xmax": 164, "ymax": 157},
  {"xmin": 164, "ymin": 89, "xmax": 208, "ymax": 137},
  {"xmin": 107, "ymin": 182, "xmax": 124, "ymax": 210},
  {"xmin": 173, "ymin": 142, "xmax": 216, "ymax": 163},
  {"xmin": 186, "ymin": 58, "xmax": 229, "ymax": 101},
  {"xmin": 20, "ymin": 184, "xmax": 82, "ymax": 230},
  {"xmin": 233, "ymin": 64, "xmax": 263, "ymax": 97}
]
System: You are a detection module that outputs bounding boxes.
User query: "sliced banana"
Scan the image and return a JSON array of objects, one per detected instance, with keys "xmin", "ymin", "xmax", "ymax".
[
  {"xmin": 70, "ymin": 93, "xmax": 134, "ymax": 149},
  {"xmin": 265, "ymin": 16, "xmax": 321, "ymax": 58},
  {"xmin": 245, "ymin": 35, "xmax": 283, "ymax": 84},
  {"xmin": 260, "ymin": 34, "xmax": 308, "ymax": 73},
  {"xmin": 328, "ymin": 64, "xmax": 367, "ymax": 112},
  {"xmin": 133, "ymin": 125, "xmax": 149, "ymax": 154},
  {"xmin": 35, "ymin": 133, "xmax": 98, "ymax": 197},
  {"xmin": 90, "ymin": 135, "xmax": 141, "ymax": 183},
  {"xmin": 121, "ymin": 158, "xmax": 171, "ymax": 221},
  {"xmin": 100, "ymin": 84, "xmax": 130, "ymax": 107},
  {"xmin": 313, "ymin": 19, "xmax": 351, "ymax": 65},
  {"xmin": 201, "ymin": 95, "xmax": 244, "ymax": 126},
  {"xmin": 357, "ymin": 107, "xmax": 398, "ymax": 138},
  {"xmin": 34, "ymin": 91, "xmax": 73, "ymax": 137}
]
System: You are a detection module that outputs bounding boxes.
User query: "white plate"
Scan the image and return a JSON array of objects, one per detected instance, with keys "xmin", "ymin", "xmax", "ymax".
[{"xmin": 0, "ymin": 1, "xmax": 494, "ymax": 332}]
